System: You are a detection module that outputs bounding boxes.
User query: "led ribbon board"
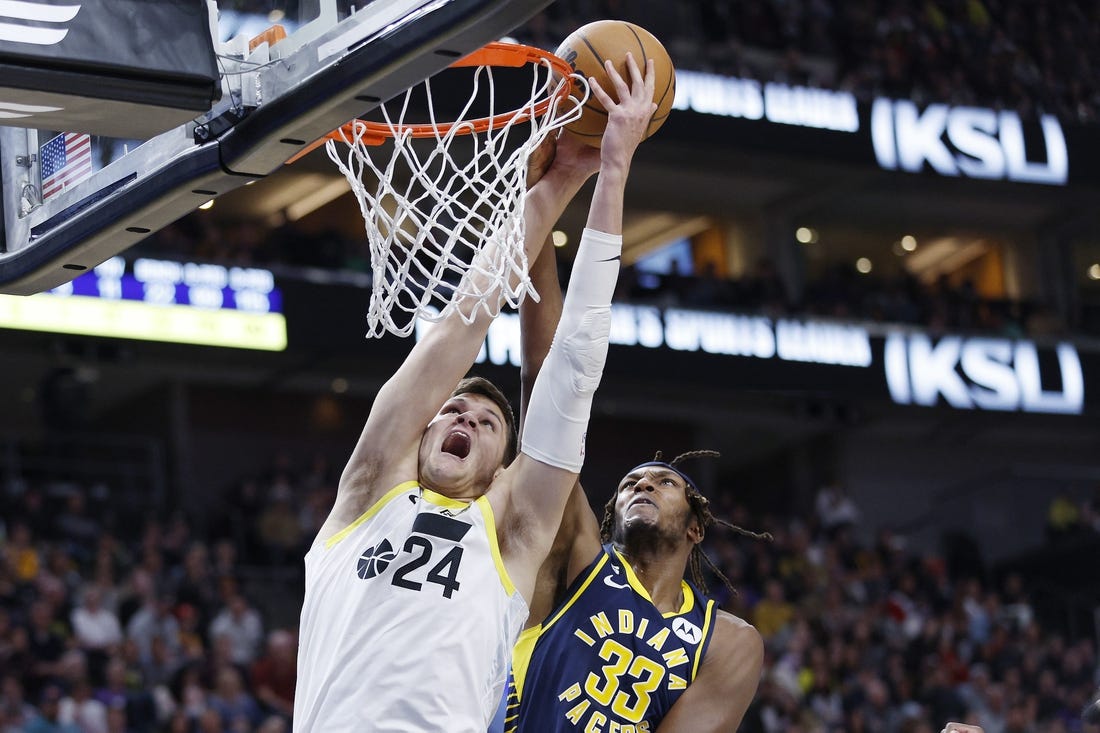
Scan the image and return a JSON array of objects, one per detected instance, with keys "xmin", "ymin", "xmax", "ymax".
[{"xmin": 0, "ymin": 257, "xmax": 286, "ymax": 350}]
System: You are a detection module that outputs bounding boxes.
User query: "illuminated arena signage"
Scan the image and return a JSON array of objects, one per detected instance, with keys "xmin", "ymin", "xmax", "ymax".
[
  {"xmin": 0, "ymin": 256, "xmax": 287, "ymax": 350},
  {"xmin": 672, "ymin": 71, "xmax": 860, "ymax": 132},
  {"xmin": 870, "ymin": 100, "xmax": 1068, "ymax": 185},
  {"xmin": 884, "ymin": 333, "xmax": 1083, "ymax": 414},
  {"xmin": 444, "ymin": 305, "xmax": 874, "ymax": 370},
  {"xmin": 421, "ymin": 305, "xmax": 1087, "ymax": 416},
  {"xmin": 671, "ymin": 70, "xmax": 1070, "ymax": 186}
]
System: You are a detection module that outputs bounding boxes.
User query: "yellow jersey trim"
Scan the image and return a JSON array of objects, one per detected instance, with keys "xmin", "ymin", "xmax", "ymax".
[
  {"xmin": 323, "ymin": 480, "xmax": 419, "ymax": 549},
  {"xmin": 691, "ymin": 598, "xmax": 716, "ymax": 680},
  {"xmin": 544, "ymin": 553, "xmax": 610, "ymax": 632},
  {"xmin": 474, "ymin": 495, "xmax": 516, "ymax": 597},
  {"xmin": 509, "ymin": 553, "xmax": 611, "ymax": 704},
  {"xmin": 612, "ymin": 548, "xmax": 695, "ymax": 617},
  {"xmin": 509, "ymin": 624, "xmax": 541, "ymax": 705},
  {"xmin": 421, "ymin": 487, "xmax": 473, "ymax": 512}
]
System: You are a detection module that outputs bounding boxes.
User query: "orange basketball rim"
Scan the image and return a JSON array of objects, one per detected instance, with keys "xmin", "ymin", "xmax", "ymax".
[{"xmin": 287, "ymin": 41, "xmax": 575, "ymax": 163}]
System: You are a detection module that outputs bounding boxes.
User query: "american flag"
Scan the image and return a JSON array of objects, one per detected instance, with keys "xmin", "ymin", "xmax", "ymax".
[{"xmin": 40, "ymin": 132, "xmax": 92, "ymax": 200}]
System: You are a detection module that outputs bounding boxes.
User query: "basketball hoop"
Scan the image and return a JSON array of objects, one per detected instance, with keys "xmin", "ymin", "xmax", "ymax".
[{"xmin": 310, "ymin": 41, "xmax": 584, "ymax": 338}]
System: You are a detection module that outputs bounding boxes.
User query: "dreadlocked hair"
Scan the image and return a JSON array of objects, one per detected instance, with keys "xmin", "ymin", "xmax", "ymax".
[{"xmin": 600, "ymin": 450, "xmax": 773, "ymax": 596}]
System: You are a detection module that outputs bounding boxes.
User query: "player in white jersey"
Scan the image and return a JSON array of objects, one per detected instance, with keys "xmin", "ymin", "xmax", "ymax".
[{"xmin": 293, "ymin": 54, "xmax": 660, "ymax": 732}]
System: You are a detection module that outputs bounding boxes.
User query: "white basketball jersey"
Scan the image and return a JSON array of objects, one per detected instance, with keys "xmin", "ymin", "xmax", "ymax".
[{"xmin": 294, "ymin": 481, "xmax": 528, "ymax": 733}]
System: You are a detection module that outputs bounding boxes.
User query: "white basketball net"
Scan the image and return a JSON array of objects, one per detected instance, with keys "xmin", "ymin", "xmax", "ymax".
[{"xmin": 326, "ymin": 51, "xmax": 585, "ymax": 338}]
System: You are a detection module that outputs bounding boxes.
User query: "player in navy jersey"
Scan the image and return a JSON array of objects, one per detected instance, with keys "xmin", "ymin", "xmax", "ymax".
[{"xmin": 496, "ymin": 240, "xmax": 768, "ymax": 733}]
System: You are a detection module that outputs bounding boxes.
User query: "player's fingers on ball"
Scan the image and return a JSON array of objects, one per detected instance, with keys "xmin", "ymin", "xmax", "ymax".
[
  {"xmin": 624, "ymin": 52, "xmax": 644, "ymax": 86},
  {"xmin": 644, "ymin": 58, "xmax": 657, "ymax": 96},
  {"xmin": 587, "ymin": 76, "xmax": 614, "ymax": 108},
  {"xmin": 604, "ymin": 57, "xmax": 631, "ymax": 97}
]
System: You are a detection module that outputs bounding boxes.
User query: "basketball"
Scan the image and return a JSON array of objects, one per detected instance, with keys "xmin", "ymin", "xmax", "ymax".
[{"xmin": 554, "ymin": 21, "xmax": 676, "ymax": 147}]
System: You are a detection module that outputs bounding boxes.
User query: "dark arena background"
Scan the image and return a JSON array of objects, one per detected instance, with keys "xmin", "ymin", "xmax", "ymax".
[{"xmin": 2, "ymin": 1, "xmax": 1099, "ymax": 732}]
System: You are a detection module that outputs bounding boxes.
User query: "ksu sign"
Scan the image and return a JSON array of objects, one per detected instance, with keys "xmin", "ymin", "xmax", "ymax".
[
  {"xmin": 884, "ymin": 333, "xmax": 1083, "ymax": 414},
  {"xmin": 417, "ymin": 305, "xmax": 1089, "ymax": 416},
  {"xmin": 870, "ymin": 100, "xmax": 1068, "ymax": 185}
]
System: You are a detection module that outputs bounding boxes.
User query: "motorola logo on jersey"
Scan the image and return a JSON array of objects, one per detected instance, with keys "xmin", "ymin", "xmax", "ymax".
[
  {"xmin": 884, "ymin": 333, "xmax": 1084, "ymax": 414},
  {"xmin": 672, "ymin": 618, "xmax": 702, "ymax": 645},
  {"xmin": 0, "ymin": 1, "xmax": 81, "ymax": 45},
  {"xmin": 871, "ymin": 99, "xmax": 1068, "ymax": 185},
  {"xmin": 357, "ymin": 539, "xmax": 396, "ymax": 579}
]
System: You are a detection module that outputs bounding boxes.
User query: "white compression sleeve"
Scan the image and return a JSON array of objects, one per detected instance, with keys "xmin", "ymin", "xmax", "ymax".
[{"xmin": 521, "ymin": 228, "xmax": 622, "ymax": 472}]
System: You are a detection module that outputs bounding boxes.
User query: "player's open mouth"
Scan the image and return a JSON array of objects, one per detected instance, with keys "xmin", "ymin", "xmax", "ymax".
[
  {"xmin": 441, "ymin": 431, "xmax": 471, "ymax": 459},
  {"xmin": 629, "ymin": 497, "xmax": 656, "ymax": 508}
]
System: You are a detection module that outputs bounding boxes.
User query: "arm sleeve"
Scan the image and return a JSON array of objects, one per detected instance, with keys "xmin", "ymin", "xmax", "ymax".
[{"xmin": 519, "ymin": 228, "xmax": 621, "ymax": 471}]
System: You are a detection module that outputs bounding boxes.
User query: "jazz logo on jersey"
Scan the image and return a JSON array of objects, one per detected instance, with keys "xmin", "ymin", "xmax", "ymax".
[
  {"xmin": 0, "ymin": 1, "xmax": 81, "ymax": 46},
  {"xmin": 355, "ymin": 512, "xmax": 472, "ymax": 598},
  {"xmin": 557, "ymin": 609, "xmax": 694, "ymax": 730},
  {"xmin": 357, "ymin": 540, "xmax": 396, "ymax": 579}
]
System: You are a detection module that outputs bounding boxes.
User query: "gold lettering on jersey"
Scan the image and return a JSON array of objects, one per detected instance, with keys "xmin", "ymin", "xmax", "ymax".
[
  {"xmin": 568, "ymin": 713, "xmax": 652, "ymax": 733},
  {"xmin": 591, "ymin": 612, "xmax": 614, "ymax": 638},
  {"xmin": 584, "ymin": 711, "xmax": 608, "ymax": 732},
  {"xmin": 559, "ymin": 683, "xmax": 582, "ymax": 701},
  {"xmin": 566, "ymin": 698, "xmax": 591, "ymax": 723},
  {"xmin": 558, "ymin": 614, "xmax": 694, "ymax": 730},
  {"xmin": 645, "ymin": 627, "xmax": 669, "ymax": 651},
  {"xmin": 661, "ymin": 647, "xmax": 689, "ymax": 667}
]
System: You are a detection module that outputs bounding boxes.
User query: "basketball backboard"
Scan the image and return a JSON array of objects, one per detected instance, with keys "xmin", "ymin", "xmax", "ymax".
[{"xmin": 0, "ymin": 0, "xmax": 552, "ymax": 295}]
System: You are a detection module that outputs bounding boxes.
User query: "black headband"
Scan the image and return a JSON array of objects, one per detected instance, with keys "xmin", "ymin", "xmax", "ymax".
[{"xmin": 627, "ymin": 461, "xmax": 699, "ymax": 493}]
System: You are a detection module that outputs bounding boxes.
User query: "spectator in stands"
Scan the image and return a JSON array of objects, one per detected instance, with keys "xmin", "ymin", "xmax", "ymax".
[
  {"xmin": 815, "ymin": 483, "xmax": 862, "ymax": 537},
  {"xmin": 71, "ymin": 586, "xmax": 123, "ymax": 680},
  {"xmin": 171, "ymin": 543, "xmax": 219, "ymax": 633},
  {"xmin": 753, "ymin": 578, "xmax": 797, "ymax": 639},
  {"xmin": 58, "ymin": 677, "xmax": 108, "ymax": 733},
  {"xmin": 255, "ymin": 487, "xmax": 303, "ymax": 566},
  {"xmin": 250, "ymin": 629, "xmax": 296, "ymax": 721},
  {"xmin": 4, "ymin": 521, "xmax": 41, "ymax": 584},
  {"xmin": 0, "ymin": 674, "xmax": 38, "ymax": 731},
  {"xmin": 24, "ymin": 683, "xmax": 81, "ymax": 733},
  {"xmin": 208, "ymin": 665, "xmax": 262, "ymax": 731},
  {"xmin": 93, "ymin": 657, "xmax": 157, "ymax": 733},
  {"xmin": 126, "ymin": 590, "xmax": 182, "ymax": 668},
  {"xmin": 207, "ymin": 591, "xmax": 263, "ymax": 668},
  {"xmin": 25, "ymin": 599, "xmax": 69, "ymax": 700}
]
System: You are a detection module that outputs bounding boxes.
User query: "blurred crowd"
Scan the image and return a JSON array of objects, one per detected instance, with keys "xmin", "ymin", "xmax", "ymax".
[
  {"xmin": 215, "ymin": 0, "xmax": 1100, "ymax": 124},
  {"xmin": 514, "ymin": 0, "xmax": 1100, "ymax": 124},
  {"xmin": 2, "ymin": 452, "xmax": 1098, "ymax": 732},
  {"xmin": 615, "ymin": 258, "xmax": 1066, "ymax": 340}
]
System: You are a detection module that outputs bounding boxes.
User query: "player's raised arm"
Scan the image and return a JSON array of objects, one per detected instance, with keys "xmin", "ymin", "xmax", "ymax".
[
  {"xmin": 319, "ymin": 146, "xmax": 597, "ymax": 541},
  {"xmin": 498, "ymin": 53, "xmax": 657, "ymax": 597},
  {"xmin": 518, "ymin": 136, "xmax": 620, "ymax": 624}
]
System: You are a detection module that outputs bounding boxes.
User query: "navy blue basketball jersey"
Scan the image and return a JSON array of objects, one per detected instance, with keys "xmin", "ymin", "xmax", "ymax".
[{"xmin": 503, "ymin": 545, "xmax": 717, "ymax": 733}]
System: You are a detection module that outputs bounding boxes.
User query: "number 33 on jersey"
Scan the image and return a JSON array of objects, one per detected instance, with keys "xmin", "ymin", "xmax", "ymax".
[{"xmin": 503, "ymin": 547, "xmax": 717, "ymax": 733}]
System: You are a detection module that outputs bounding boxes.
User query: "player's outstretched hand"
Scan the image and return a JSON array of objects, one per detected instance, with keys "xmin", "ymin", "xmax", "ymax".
[
  {"xmin": 551, "ymin": 128, "xmax": 600, "ymax": 180},
  {"xmin": 941, "ymin": 723, "xmax": 984, "ymax": 733},
  {"xmin": 588, "ymin": 52, "xmax": 656, "ymax": 172}
]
